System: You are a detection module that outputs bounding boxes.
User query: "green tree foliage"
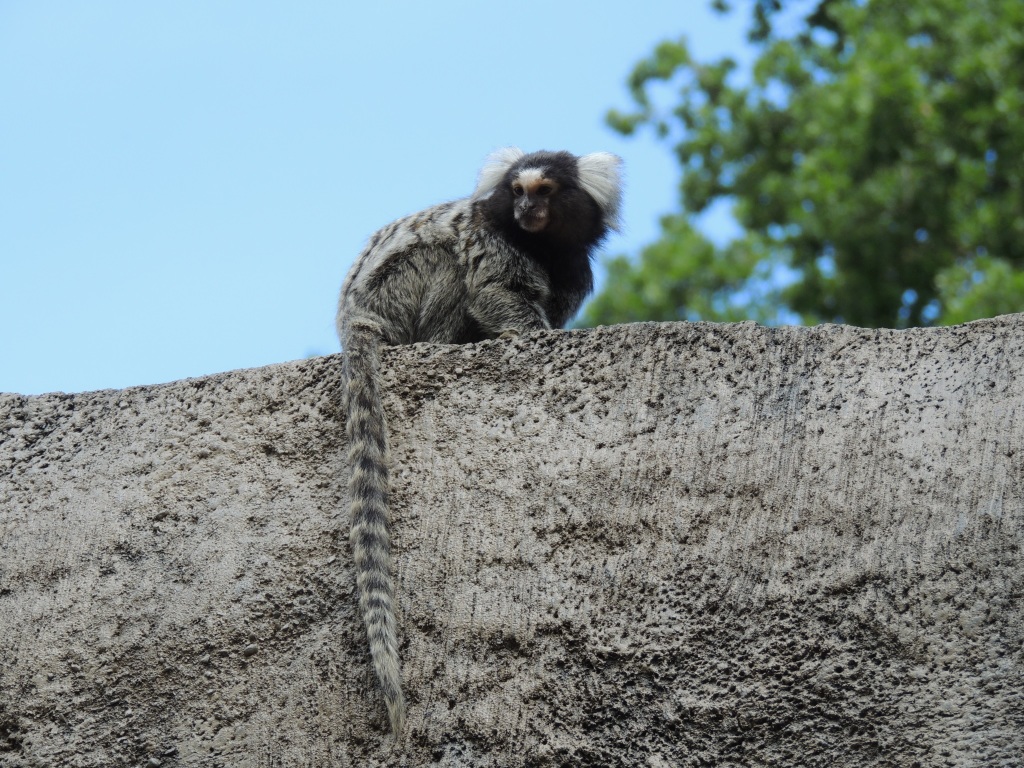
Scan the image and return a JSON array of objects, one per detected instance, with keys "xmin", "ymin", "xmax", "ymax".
[{"xmin": 584, "ymin": 0, "xmax": 1024, "ymax": 328}]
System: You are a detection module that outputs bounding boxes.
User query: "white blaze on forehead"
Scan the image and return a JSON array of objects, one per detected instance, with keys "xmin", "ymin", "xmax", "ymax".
[
  {"xmin": 513, "ymin": 167, "xmax": 559, "ymax": 195},
  {"xmin": 514, "ymin": 168, "xmax": 546, "ymax": 188}
]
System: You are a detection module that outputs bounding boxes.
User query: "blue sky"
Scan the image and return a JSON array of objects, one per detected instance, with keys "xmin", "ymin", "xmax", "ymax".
[{"xmin": 1, "ymin": 2, "xmax": 749, "ymax": 395}]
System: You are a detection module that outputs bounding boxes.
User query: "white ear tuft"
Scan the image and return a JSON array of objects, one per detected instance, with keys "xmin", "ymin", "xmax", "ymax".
[
  {"xmin": 577, "ymin": 152, "xmax": 624, "ymax": 231},
  {"xmin": 472, "ymin": 147, "xmax": 525, "ymax": 201}
]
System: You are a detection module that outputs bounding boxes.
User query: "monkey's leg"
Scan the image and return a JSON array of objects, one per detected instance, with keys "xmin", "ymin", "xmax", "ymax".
[{"xmin": 468, "ymin": 284, "xmax": 551, "ymax": 338}]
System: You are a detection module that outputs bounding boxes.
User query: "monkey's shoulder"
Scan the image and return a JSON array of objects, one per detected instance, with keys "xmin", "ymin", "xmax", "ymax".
[{"xmin": 360, "ymin": 199, "xmax": 472, "ymax": 259}]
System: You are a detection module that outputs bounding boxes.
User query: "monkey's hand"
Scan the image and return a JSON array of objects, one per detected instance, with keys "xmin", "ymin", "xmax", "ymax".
[{"xmin": 498, "ymin": 329, "xmax": 521, "ymax": 340}]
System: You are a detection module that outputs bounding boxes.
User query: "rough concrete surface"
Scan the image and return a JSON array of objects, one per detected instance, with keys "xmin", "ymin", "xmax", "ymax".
[{"xmin": 1, "ymin": 317, "xmax": 1022, "ymax": 767}]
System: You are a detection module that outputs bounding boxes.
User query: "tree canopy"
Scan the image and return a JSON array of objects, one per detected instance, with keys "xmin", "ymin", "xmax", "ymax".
[{"xmin": 584, "ymin": 0, "xmax": 1024, "ymax": 328}]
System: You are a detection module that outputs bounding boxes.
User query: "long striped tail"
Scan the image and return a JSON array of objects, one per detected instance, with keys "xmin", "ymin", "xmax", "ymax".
[{"xmin": 343, "ymin": 318, "xmax": 406, "ymax": 735}]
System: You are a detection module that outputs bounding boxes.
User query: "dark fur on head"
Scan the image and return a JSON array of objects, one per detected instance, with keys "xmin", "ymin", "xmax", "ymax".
[
  {"xmin": 479, "ymin": 150, "xmax": 606, "ymax": 249},
  {"xmin": 474, "ymin": 148, "xmax": 621, "ymax": 301}
]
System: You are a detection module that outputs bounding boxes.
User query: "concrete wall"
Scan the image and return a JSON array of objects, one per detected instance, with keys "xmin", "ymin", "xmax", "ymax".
[{"xmin": 1, "ymin": 317, "xmax": 1022, "ymax": 767}]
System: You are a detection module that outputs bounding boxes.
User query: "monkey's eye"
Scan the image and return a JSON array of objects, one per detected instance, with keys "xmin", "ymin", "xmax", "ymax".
[
  {"xmin": 512, "ymin": 184, "xmax": 524, "ymax": 196},
  {"xmin": 536, "ymin": 184, "xmax": 553, "ymax": 196}
]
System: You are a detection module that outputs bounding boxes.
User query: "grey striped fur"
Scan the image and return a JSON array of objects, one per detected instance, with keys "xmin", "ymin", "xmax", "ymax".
[{"xmin": 336, "ymin": 148, "xmax": 622, "ymax": 735}]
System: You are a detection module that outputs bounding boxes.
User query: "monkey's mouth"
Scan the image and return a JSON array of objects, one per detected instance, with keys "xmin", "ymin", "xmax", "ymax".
[{"xmin": 517, "ymin": 210, "xmax": 549, "ymax": 233}]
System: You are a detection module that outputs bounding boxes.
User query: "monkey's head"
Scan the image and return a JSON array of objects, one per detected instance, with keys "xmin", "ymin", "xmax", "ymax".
[
  {"xmin": 510, "ymin": 167, "xmax": 559, "ymax": 234},
  {"xmin": 473, "ymin": 148, "xmax": 623, "ymax": 248}
]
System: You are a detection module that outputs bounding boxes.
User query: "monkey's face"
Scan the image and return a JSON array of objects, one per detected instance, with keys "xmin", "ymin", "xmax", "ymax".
[{"xmin": 510, "ymin": 169, "xmax": 559, "ymax": 234}]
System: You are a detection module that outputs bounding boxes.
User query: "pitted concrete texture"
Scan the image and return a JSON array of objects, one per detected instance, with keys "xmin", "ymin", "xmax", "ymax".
[{"xmin": 1, "ymin": 317, "xmax": 1022, "ymax": 767}]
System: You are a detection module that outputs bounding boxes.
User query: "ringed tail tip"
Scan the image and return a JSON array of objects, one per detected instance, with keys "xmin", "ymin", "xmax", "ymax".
[{"xmin": 387, "ymin": 691, "xmax": 407, "ymax": 736}]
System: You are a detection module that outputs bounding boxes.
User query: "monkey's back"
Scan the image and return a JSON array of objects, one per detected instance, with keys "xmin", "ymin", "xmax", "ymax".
[{"xmin": 338, "ymin": 199, "xmax": 484, "ymax": 346}]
